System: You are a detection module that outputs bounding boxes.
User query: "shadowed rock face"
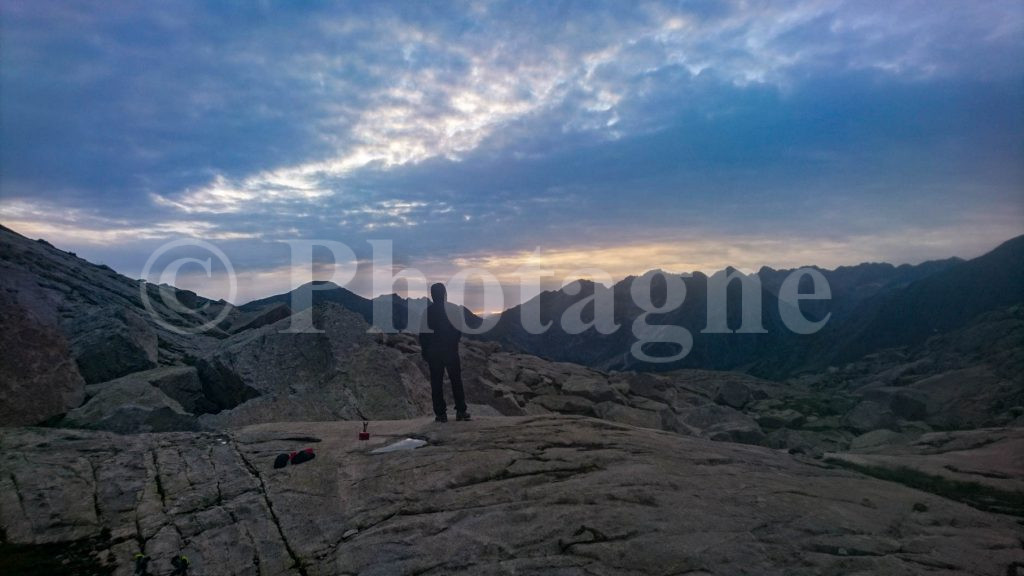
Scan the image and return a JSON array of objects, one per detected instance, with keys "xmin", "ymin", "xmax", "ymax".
[
  {"xmin": 195, "ymin": 304, "xmax": 433, "ymax": 428},
  {"xmin": 0, "ymin": 225, "xmax": 230, "ymax": 426},
  {"xmin": 0, "ymin": 290, "xmax": 85, "ymax": 426},
  {"xmin": 68, "ymin": 306, "xmax": 158, "ymax": 384},
  {"xmin": 61, "ymin": 376, "xmax": 202, "ymax": 434},
  {"xmin": 1, "ymin": 416, "xmax": 1022, "ymax": 575}
]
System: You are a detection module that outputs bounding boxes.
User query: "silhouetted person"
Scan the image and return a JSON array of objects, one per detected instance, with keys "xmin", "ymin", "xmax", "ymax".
[{"xmin": 419, "ymin": 283, "xmax": 470, "ymax": 422}]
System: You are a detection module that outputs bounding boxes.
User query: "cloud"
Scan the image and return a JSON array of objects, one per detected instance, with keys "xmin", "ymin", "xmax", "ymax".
[
  {"xmin": 1, "ymin": 1, "xmax": 1021, "ymax": 305},
  {"xmin": 0, "ymin": 199, "xmax": 260, "ymax": 245},
  {"xmin": 121, "ymin": 0, "xmax": 1023, "ymax": 216}
]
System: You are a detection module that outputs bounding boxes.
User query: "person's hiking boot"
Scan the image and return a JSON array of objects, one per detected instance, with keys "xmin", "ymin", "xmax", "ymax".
[
  {"xmin": 434, "ymin": 414, "xmax": 448, "ymax": 422},
  {"xmin": 456, "ymin": 411, "xmax": 472, "ymax": 421}
]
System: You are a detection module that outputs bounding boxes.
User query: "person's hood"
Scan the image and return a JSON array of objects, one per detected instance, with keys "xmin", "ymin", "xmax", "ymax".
[{"xmin": 430, "ymin": 283, "xmax": 447, "ymax": 303}]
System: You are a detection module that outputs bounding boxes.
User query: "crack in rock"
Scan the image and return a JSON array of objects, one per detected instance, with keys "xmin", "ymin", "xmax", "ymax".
[{"xmin": 230, "ymin": 439, "xmax": 309, "ymax": 576}]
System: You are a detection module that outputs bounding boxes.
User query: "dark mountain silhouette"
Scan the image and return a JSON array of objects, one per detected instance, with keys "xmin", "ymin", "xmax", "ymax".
[
  {"xmin": 240, "ymin": 280, "xmax": 372, "ymax": 314},
  {"xmin": 239, "ymin": 281, "xmax": 482, "ymax": 331},
  {"xmin": 821, "ymin": 234, "xmax": 1024, "ymax": 366},
  {"xmin": 482, "ymin": 236, "xmax": 1023, "ymax": 378},
  {"xmin": 757, "ymin": 257, "xmax": 963, "ymax": 324},
  {"xmin": 483, "ymin": 271, "xmax": 804, "ymax": 376},
  {"xmin": 2, "ymin": 218, "xmax": 1018, "ymax": 388}
]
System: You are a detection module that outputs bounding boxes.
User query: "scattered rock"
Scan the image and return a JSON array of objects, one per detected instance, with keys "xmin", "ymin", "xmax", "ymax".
[
  {"xmin": 559, "ymin": 377, "xmax": 617, "ymax": 403},
  {"xmin": 714, "ymin": 380, "xmax": 751, "ymax": 409},
  {"xmin": 677, "ymin": 404, "xmax": 766, "ymax": 445},
  {"xmin": 533, "ymin": 394, "xmax": 596, "ymax": 416},
  {"xmin": 756, "ymin": 409, "xmax": 807, "ymax": 430},
  {"xmin": 844, "ymin": 401, "xmax": 898, "ymax": 433},
  {"xmin": 802, "ymin": 415, "xmax": 844, "ymax": 432},
  {"xmin": 863, "ymin": 386, "xmax": 929, "ymax": 421},
  {"xmin": 849, "ymin": 429, "xmax": 910, "ymax": 452},
  {"xmin": 766, "ymin": 428, "xmax": 850, "ymax": 455},
  {"xmin": 705, "ymin": 421, "xmax": 767, "ymax": 445}
]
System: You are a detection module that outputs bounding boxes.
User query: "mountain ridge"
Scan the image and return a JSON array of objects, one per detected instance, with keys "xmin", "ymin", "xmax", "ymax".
[{"xmin": 478, "ymin": 236, "xmax": 1022, "ymax": 378}]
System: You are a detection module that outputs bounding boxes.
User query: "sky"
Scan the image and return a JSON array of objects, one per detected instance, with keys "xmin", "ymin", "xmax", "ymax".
[{"xmin": 1, "ymin": 0, "xmax": 1022, "ymax": 311}]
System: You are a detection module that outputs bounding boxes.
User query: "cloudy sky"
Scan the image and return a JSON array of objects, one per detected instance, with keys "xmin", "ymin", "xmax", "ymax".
[{"xmin": 1, "ymin": 1, "xmax": 1022, "ymax": 310}]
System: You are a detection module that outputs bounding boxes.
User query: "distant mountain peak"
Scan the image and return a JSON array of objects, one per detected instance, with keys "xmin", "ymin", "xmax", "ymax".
[{"xmin": 305, "ymin": 280, "xmax": 341, "ymax": 289}]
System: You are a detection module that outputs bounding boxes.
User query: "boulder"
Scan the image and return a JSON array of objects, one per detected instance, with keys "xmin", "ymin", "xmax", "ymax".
[
  {"xmin": 756, "ymin": 409, "xmax": 807, "ymax": 430},
  {"xmin": 560, "ymin": 376, "xmax": 618, "ymax": 403},
  {"xmin": 844, "ymin": 401, "xmax": 898, "ymax": 433},
  {"xmin": 849, "ymin": 429, "xmax": 910, "ymax": 452},
  {"xmin": 103, "ymin": 366, "xmax": 207, "ymax": 413},
  {"xmin": 476, "ymin": 385, "xmax": 526, "ymax": 416},
  {"xmin": 608, "ymin": 379, "xmax": 631, "ymax": 395},
  {"xmin": 623, "ymin": 372, "xmax": 670, "ymax": 400},
  {"xmin": 515, "ymin": 368, "xmax": 545, "ymax": 388},
  {"xmin": 911, "ymin": 366, "xmax": 1023, "ymax": 430},
  {"xmin": 147, "ymin": 366, "xmax": 205, "ymax": 413},
  {"xmin": 704, "ymin": 421, "xmax": 767, "ymax": 445},
  {"xmin": 863, "ymin": 387, "xmax": 929, "ymax": 421},
  {"xmin": 197, "ymin": 304, "xmax": 436, "ymax": 427},
  {"xmin": 677, "ymin": 404, "xmax": 766, "ymax": 445},
  {"xmin": 786, "ymin": 443, "xmax": 824, "ymax": 459},
  {"xmin": 714, "ymin": 380, "xmax": 751, "ymax": 409},
  {"xmin": 628, "ymin": 396, "xmax": 672, "ymax": 413},
  {"xmin": 765, "ymin": 428, "xmax": 848, "ymax": 455},
  {"xmin": 193, "ymin": 356, "xmax": 263, "ymax": 413},
  {"xmin": 802, "ymin": 415, "xmax": 844, "ymax": 432},
  {"xmin": 533, "ymin": 394, "xmax": 596, "ymax": 416},
  {"xmin": 67, "ymin": 307, "xmax": 158, "ymax": 384},
  {"xmin": 62, "ymin": 377, "xmax": 200, "ymax": 433},
  {"xmin": 0, "ymin": 291, "xmax": 85, "ymax": 425}
]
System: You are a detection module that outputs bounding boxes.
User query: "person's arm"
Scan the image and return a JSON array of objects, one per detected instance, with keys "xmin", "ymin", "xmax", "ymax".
[{"xmin": 449, "ymin": 302, "xmax": 464, "ymax": 343}]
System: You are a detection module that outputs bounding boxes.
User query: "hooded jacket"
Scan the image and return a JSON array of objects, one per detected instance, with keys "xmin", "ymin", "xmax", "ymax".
[{"xmin": 419, "ymin": 283, "xmax": 462, "ymax": 360}]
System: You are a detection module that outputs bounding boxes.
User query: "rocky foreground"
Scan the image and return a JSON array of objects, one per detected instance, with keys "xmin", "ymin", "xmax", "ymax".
[
  {"xmin": 3, "ymin": 415, "xmax": 1023, "ymax": 576},
  {"xmin": 2, "ymin": 225, "xmax": 1023, "ymax": 575}
]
